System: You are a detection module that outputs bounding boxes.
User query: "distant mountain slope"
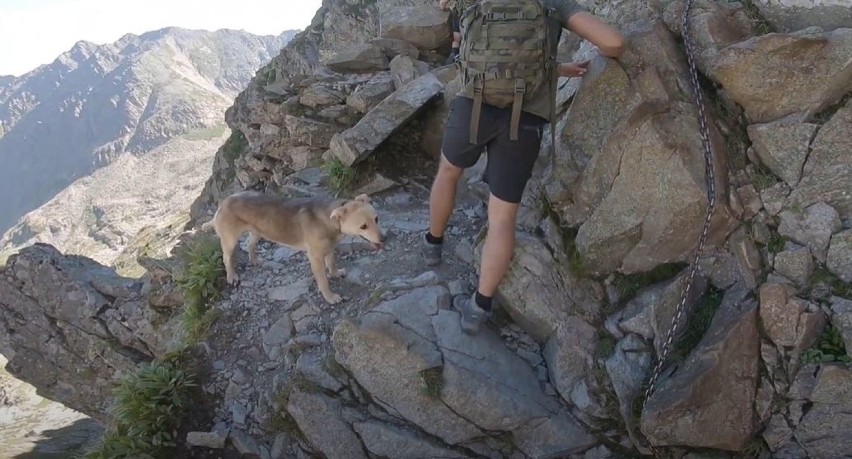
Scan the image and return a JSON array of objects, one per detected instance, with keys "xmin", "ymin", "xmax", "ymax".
[{"xmin": 0, "ymin": 27, "xmax": 298, "ymax": 235}]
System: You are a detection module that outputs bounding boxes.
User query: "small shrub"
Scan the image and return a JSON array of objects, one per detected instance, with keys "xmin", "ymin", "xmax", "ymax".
[
  {"xmin": 765, "ymin": 232, "xmax": 787, "ymax": 254},
  {"xmin": 421, "ymin": 367, "xmax": 444, "ymax": 398},
  {"xmin": 322, "ymin": 157, "xmax": 357, "ymax": 195},
  {"xmin": 174, "ymin": 235, "xmax": 225, "ymax": 345},
  {"xmin": 668, "ymin": 286, "xmax": 724, "ymax": 364},
  {"xmin": 84, "ymin": 360, "xmax": 197, "ymax": 458},
  {"xmin": 802, "ymin": 324, "xmax": 851, "ymax": 364}
]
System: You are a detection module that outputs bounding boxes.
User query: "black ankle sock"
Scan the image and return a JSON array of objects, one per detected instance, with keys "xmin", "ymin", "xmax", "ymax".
[
  {"xmin": 425, "ymin": 232, "xmax": 444, "ymax": 245},
  {"xmin": 474, "ymin": 291, "xmax": 493, "ymax": 312}
]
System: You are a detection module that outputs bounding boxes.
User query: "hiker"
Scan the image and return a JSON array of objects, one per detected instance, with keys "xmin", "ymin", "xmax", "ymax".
[
  {"xmin": 438, "ymin": 0, "xmax": 463, "ymax": 64},
  {"xmin": 422, "ymin": 0, "xmax": 625, "ymax": 334}
]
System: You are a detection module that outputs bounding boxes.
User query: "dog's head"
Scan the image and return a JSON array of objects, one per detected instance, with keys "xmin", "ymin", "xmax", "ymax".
[{"xmin": 330, "ymin": 194, "xmax": 386, "ymax": 250}]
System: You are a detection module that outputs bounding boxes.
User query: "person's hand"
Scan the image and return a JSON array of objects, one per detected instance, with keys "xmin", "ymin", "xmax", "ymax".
[
  {"xmin": 439, "ymin": 0, "xmax": 450, "ymax": 10},
  {"xmin": 558, "ymin": 61, "xmax": 590, "ymax": 78}
]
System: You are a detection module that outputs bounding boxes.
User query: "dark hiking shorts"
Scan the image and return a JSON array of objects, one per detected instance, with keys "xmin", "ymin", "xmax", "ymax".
[
  {"xmin": 450, "ymin": 10, "xmax": 460, "ymax": 33},
  {"xmin": 441, "ymin": 96, "xmax": 547, "ymax": 204}
]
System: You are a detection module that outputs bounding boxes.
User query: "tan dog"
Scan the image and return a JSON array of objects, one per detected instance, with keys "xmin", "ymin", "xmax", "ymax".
[{"xmin": 201, "ymin": 191, "xmax": 385, "ymax": 304}]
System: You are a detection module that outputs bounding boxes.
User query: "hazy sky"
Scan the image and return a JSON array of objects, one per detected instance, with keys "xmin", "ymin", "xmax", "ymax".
[{"xmin": 0, "ymin": 0, "xmax": 324, "ymax": 76}]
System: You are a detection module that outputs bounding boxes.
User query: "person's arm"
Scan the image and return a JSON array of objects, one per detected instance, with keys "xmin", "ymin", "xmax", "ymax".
[{"xmin": 565, "ymin": 12, "xmax": 625, "ymax": 58}]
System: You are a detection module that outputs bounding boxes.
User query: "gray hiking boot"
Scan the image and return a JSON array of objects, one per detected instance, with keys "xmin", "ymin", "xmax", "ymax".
[
  {"xmin": 453, "ymin": 293, "xmax": 491, "ymax": 335},
  {"xmin": 421, "ymin": 236, "xmax": 442, "ymax": 266}
]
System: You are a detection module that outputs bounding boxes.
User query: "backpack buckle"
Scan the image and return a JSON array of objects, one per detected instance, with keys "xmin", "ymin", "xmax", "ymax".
[{"xmin": 514, "ymin": 78, "xmax": 526, "ymax": 94}]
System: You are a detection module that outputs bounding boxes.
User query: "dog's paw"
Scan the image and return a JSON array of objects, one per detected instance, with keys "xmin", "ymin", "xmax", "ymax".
[
  {"xmin": 329, "ymin": 268, "xmax": 347, "ymax": 278},
  {"xmin": 324, "ymin": 292, "xmax": 343, "ymax": 304},
  {"xmin": 227, "ymin": 273, "xmax": 241, "ymax": 287}
]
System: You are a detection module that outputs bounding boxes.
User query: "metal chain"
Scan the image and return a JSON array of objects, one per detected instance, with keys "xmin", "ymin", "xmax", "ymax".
[{"xmin": 639, "ymin": 0, "xmax": 718, "ymax": 455}]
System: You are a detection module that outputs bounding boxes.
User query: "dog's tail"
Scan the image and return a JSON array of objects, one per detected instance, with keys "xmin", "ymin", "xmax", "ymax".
[{"xmin": 200, "ymin": 220, "xmax": 214, "ymax": 231}]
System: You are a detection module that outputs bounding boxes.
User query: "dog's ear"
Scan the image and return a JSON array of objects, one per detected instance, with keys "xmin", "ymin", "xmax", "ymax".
[
  {"xmin": 353, "ymin": 193, "xmax": 371, "ymax": 204},
  {"xmin": 330, "ymin": 206, "xmax": 348, "ymax": 221}
]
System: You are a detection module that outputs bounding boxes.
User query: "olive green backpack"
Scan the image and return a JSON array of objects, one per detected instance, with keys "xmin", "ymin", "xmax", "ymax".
[{"xmin": 457, "ymin": 0, "xmax": 558, "ymax": 146}]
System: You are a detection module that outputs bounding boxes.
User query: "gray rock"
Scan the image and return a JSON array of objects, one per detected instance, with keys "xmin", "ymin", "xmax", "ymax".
[
  {"xmin": 786, "ymin": 101, "xmax": 852, "ymax": 222},
  {"xmin": 346, "ymin": 73, "xmax": 395, "ymax": 114},
  {"xmin": 390, "ymin": 55, "xmax": 431, "ymax": 90},
  {"xmin": 295, "ymin": 352, "xmax": 344, "ymax": 393},
  {"xmin": 186, "ymin": 431, "xmax": 227, "ymax": 449},
  {"xmin": 231, "ymin": 402, "xmax": 248, "ymax": 425},
  {"xmin": 543, "ymin": 317, "xmax": 600, "ymax": 410},
  {"xmin": 432, "ymin": 309, "xmax": 561, "ymax": 430},
  {"xmin": 286, "ymin": 388, "xmax": 367, "ymax": 459},
  {"xmin": 329, "ymin": 72, "xmax": 445, "ymax": 167},
  {"xmin": 0, "ymin": 245, "xmax": 177, "ymax": 422},
  {"xmin": 230, "ymin": 430, "xmax": 261, "ymax": 456},
  {"xmin": 263, "ymin": 315, "xmax": 294, "ymax": 356},
  {"xmin": 284, "ymin": 114, "xmax": 341, "ymax": 149},
  {"xmin": 758, "ymin": 282, "xmax": 826, "ymax": 351},
  {"xmin": 778, "ymin": 202, "xmax": 842, "ymax": 263},
  {"xmin": 299, "ymin": 83, "xmax": 346, "ymax": 108},
  {"xmin": 325, "ymin": 43, "xmax": 389, "ymax": 73},
  {"xmin": 747, "ymin": 119, "xmax": 819, "ymax": 186},
  {"xmin": 354, "ymin": 173, "xmax": 399, "ymax": 196},
  {"xmin": 827, "ymin": 229, "xmax": 852, "ymax": 282},
  {"xmin": 761, "ymin": 182, "xmax": 792, "ymax": 216},
  {"xmin": 547, "ymin": 22, "xmax": 734, "ymax": 275},
  {"xmin": 370, "ymin": 38, "xmax": 420, "ymax": 60},
  {"xmin": 710, "ymin": 29, "xmax": 852, "ymax": 124},
  {"xmin": 774, "ymin": 243, "xmax": 815, "ymax": 286},
  {"xmin": 752, "ymin": 0, "xmax": 852, "ymax": 32},
  {"xmin": 352, "ymin": 420, "xmax": 470, "ymax": 458},
  {"xmin": 512, "ymin": 411, "xmax": 598, "ymax": 458},
  {"xmin": 830, "ymin": 297, "xmax": 852, "ymax": 351},
  {"xmin": 380, "ymin": 6, "xmax": 452, "ymax": 50},
  {"xmin": 268, "ymin": 278, "xmax": 312, "ymax": 304},
  {"xmin": 605, "ymin": 334, "xmax": 652, "ymax": 434},
  {"xmin": 736, "ymin": 184, "xmax": 763, "ymax": 220},
  {"xmin": 794, "ymin": 365, "xmax": 852, "ymax": 457},
  {"xmin": 332, "ymin": 286, "xmax": 481, "ymax": 445},
  {"xmin": 641, "ymin": 287, "xmax": 759, "ymax": 450}
]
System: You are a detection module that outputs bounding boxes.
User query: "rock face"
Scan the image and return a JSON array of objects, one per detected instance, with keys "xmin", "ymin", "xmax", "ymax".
[
  {"xmin": 641, "ymin": 287, "xmax": 759, "ymax": 450},
  {"xmin": 549, "ymin": 21, "xmax": 734, "ymax": 276},
  {"xmin": 710, "ymin": 29, "xmax": 852, "ymax": 124},
  {"xmin": 0, "ymin": 245, "xmax": 178, "ymax": 421},
  {"xmin": 380, "ymin": 6, "xmax": 452, "ymax": 50},
  {"xmin": 752, "ymin": 0, "xmax": 852, "ymax": 32}
]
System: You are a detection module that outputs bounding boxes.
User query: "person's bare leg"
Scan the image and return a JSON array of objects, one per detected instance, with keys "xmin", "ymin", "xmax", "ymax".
[
  {"xmin": 454, "ymin": 193, "xmax": 519, "ymax": 334},
  {"xmin": 422, "ymin": 154, "xmax": 464, "ymax": 266},
  {"xmin": 429, "ymin": 154, "xmax": 464, "ymax": 239},
  {"xmin": 477, "ymin": 193, "xmax": 518, "ymax": 297}
]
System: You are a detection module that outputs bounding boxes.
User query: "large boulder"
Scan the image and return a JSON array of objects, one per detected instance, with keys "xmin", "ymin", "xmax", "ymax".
[
  {"xmin": 641, "ymin": 287, "xmax": 760, "ymax": 450},
  {"xmin": 786, "ymin": 99, "xmax": 852, "ymax": 222},
  {"xmin": 547, "ymin": 21, "xmax": 734, "ymax": 276},
  {"xmin": 325, "ymin": 43, "xmax": 390, "ymax": 74},
  {"xmin": 380, "ymin": 6, "xmax": 452, "ymax": 51},
  {"xmin": 710, "ymin": 28, "xmax": 852, "ymax": 124},
  {"xmin": 752, "ymin": 0, "xmax": 852, "ymax": 32},
  {"xmin": 0, "ymin": 244, "xmax": 179, "ymax": 422},
  {"xmin": 747, "ymin": 119, "xmax": 819, "ymax": 187}
]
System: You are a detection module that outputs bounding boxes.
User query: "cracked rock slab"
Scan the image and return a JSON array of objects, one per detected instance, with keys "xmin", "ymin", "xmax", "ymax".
[
  {"xmin": 641, "ymin": 286, "xmax": 759, "ymax": 450},
  {"xmin": 286, "ymin": 388, "xmax": 367, "ymax": 459},
  {"xmin": 332, "ymin": 286, "xmax": 482, "ymax": 445}
]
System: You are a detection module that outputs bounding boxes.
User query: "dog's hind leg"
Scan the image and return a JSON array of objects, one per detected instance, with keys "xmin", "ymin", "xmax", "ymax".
[
  {"xmin": 246, "ymin": 232, "xmax": 261, "ymax": 264},
  {"xmin": 308, "ymin": 249, "xmax": 342, "ymax": 304},
  {"xmin": 219, "ymin": 228, "xmax": 242, "ymax": 286},
  {"xmin": 324, "ymin": 250, "xmax": 346, "ymax": 278}
]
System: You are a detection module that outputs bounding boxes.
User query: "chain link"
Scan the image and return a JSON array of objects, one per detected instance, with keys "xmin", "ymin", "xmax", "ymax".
[{"xmin": 639, "ymin": 0, "xmax": 718, "ymax": 455}]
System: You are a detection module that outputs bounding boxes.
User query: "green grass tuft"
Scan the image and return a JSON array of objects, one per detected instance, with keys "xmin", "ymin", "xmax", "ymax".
[
  {"xmin": 322, "ymin": 157, "xmax": 357, "ymax": 196},
  {"xmin": 174, "ymin": 235, "xmax": 225, "ymax": 345},
  {"xmin": 801, "ymin": 323, "xmax": 851, "ymax": 364},
  {"xmin": 421, "ymin": 367, "xmax": 444, "ymax": 399},
  {"xmin": 83, "ymin": 360, "xmax": 197, "ymax": 458}
]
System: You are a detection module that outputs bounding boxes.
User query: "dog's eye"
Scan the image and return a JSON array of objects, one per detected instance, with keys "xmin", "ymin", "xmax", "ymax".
[
  {"xmin": 375, "ymin": 216, "xmax": 379, "ymax": 223},
  {"xmin": 360, "ymin": 224, "xmax": 367, "ymax": 230}
]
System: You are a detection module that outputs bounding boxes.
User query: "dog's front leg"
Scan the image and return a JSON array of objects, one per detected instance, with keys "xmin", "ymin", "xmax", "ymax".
[
  {"xmin": 308, "ymin": 250, "xmax": 342, "ymax": 304},
  {"xmin": 324, "ymin": 250, "xmax": 346, "ymax": 278}
]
